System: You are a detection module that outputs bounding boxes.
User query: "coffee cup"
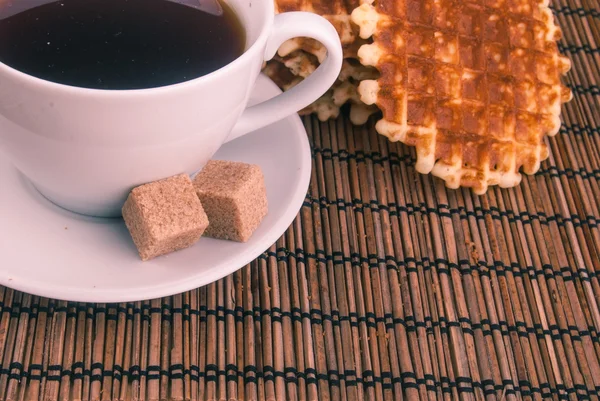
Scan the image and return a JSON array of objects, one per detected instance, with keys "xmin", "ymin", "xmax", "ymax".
[{"xmin": 0, "ymin": 0, "xmax": 342, "ymax": 217}]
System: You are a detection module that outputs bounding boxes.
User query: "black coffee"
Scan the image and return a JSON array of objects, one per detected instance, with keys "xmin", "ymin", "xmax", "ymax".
[{"xmin": 0, "ymin": 0, "xmax": 245, "ymax": 89}]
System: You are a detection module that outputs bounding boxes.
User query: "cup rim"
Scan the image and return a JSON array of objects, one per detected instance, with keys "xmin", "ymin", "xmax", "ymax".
[{"xmin": 0, "ymin": 0, "xmax": 274, "ymax": 97}]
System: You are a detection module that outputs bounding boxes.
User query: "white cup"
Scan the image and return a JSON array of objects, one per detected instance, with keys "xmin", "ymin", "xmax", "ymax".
[{"xmin": 0, "ymin": 0, "xmax": 342, "ymax": 217}]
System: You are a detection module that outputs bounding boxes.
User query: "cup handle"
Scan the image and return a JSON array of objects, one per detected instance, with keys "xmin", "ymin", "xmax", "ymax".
[{"xmin": 225, "ymin": 12, "xmax": 343, "ymax": 142}]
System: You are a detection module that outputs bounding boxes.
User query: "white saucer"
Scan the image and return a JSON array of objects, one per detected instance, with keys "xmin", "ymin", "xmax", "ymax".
[{"xmin": 0, "ymin": 75, "xmax": 311, "ymax": 303}]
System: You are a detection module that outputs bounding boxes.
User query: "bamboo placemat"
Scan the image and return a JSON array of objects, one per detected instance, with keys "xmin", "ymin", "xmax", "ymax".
[{"xmin": 1, "ymin": 1, "xmax": 600, "ymax": 400}]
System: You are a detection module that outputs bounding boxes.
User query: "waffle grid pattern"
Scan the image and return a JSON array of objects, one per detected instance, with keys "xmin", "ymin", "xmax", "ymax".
[{"xmin": 353, "ymin": 0, "xmax": 572, "ymax": 193}]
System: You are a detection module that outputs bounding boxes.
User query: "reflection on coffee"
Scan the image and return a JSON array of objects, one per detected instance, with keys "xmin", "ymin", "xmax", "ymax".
[{"xmin": 0, "ymin": 0, "xmax": 245, "ymax": 89}]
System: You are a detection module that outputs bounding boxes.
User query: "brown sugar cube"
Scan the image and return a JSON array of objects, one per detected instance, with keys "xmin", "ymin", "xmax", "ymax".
[
  {"xmin": 122, "ymin": 174, "xmax": 209, "ymax": 261},
  {"xmin": 193, "ymin": 160, "xmax": 268, "ymax": 242}
]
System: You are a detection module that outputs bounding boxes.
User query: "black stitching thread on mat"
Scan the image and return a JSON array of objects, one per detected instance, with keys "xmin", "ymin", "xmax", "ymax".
[
  {"xmin": 301, "ymin": 194, "xmax": 600, "ymax": 230},
  {"xmin": 310, "ymin": 146, "xmax": 600, "ymax": 182},
  {"xmin": 312, "ymin": 147, "xmax": 415, "ymax": 167},
  {"xmin": 550, "ymin": 5, "xmax": 600, "ymax": 19},
  {"xmin": 5, "ymin": 308, "xmax": 597, "ymax": 384},
  {"xmin": 14, "ymin": 363, "xmax": 581, "ymax": 398},
  {"xmin": 568, "ymin": 84, "xmax": 600, "ymax": 96},
  {"xmin": 24, "ymin": 298, "xmax": 594, "ymax": 346},
  {"xmin": 559, "ymin": 123, "xmax": 600, "ymax": 137},
  {"xmin": 558, "ymin": 43, "xmax": 600, "ymax": 55},
  {"xmin": 3, "ymin": 260, "xmax": 599, "ymax": 324},
  {"xmin": 177, "ymin": 283, "xmax": 598, "ymax": 344}
]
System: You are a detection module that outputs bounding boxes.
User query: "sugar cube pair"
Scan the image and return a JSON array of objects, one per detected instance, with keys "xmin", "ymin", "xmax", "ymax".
[{"xmin": 122, "ymin": 160, "xmax": 268, "ymax": 261}]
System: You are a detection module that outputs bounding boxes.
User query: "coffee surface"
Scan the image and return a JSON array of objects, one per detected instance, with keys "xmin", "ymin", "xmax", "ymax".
[{"xmin": 0, "ymin": 0, "xmax": 245, "ymax": 89}]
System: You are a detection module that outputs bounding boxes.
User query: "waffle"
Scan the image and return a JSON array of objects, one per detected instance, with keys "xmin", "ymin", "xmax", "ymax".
[
  {"xmin": 264, "ymin": 55, "xmax": 380, "ymax": 124},
  {"xmin": 264, "ymin": 0, "xmax": 379, "ymax": 124},
  {"xmin": 302, "ymin": 90, "xmax": 379, "ymax": 125},
  {"xmin": 272, "ymin": 52, "xmax": 378, "ymax": 83},
  {"xmin": 261, "ymin": 59, "xmax": 302, "ymax": 91},
  {"xmin": 302, "ymin": 80, "xmax": 379, "ymax": 125},
  {"xmin": 274, "ymin": 51, "xmax": 319, "ymax": 78},
  {"xmin": 339, "ymin": 58, "xmax": 380, "ymax": 82},
  {"xmin": 264, "ymin": 57, "xmax": 379, "ymax": 124},
  {"xmin": 352, "ymin": 0, "xmax": 572, "ymax": 193},
  {"xmin": 274, "ymin": 0, "xmax": 363, "ymax": 60}
]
